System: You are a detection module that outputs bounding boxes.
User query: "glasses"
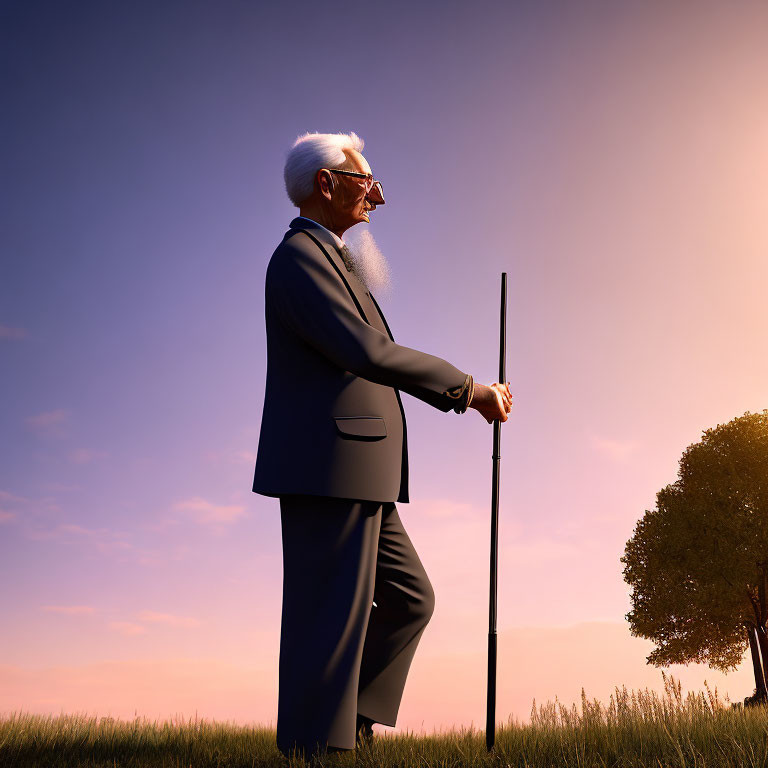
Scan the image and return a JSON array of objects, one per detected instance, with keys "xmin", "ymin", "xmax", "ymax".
[{"xmin": 327, "ymin": 168, "xmax": 385, "ymax": 205}]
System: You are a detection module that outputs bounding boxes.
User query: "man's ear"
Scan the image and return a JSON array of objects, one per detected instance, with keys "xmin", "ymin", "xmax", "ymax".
[{"xmin": 316, "ymin": 169, "xmax": 335, "ymax": 201}]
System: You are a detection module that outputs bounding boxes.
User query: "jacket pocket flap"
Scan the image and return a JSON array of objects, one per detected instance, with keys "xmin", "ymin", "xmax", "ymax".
[{"xmin": 333, "ymin": 416, "xmax": 387, "ymax": 439}]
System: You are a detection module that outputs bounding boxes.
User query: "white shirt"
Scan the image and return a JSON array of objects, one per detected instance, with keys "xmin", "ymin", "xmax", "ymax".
[{"xmin": 294, "ymin": 216, "xmax": 345, "ymax": 250}]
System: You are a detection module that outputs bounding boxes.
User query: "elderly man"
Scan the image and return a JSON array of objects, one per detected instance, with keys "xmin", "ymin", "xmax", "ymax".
[{"xmin": 252, "ymin": 131, "xmax": 512, "ymax": 762}]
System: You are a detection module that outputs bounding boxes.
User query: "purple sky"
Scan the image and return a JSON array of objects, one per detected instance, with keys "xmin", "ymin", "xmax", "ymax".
[{"xmin": 2, "ymin": 0, "xmax": 768, "ymax": 730}]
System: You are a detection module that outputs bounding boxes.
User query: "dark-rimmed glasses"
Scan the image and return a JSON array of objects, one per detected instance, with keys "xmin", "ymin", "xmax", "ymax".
[{"xmin": 327, "ymin": 168, "xmax": 385, "ymax": 205}]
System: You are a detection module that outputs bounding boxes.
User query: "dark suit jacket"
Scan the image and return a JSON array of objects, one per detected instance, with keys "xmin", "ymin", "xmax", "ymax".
[{"xmin": 252, "ymin": 217, "xmax": 470, "ymax": 503}]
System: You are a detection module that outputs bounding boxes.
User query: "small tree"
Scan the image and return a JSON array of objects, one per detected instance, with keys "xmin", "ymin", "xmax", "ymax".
[{"xmin": 622, "ymin": 410, "xmax": 768, "ymax": 700}]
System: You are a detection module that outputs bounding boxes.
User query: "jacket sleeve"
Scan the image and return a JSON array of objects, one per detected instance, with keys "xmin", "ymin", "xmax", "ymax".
[{"xmin": 267, "ymin": 235, "xmax": 471, "ymax": 413}]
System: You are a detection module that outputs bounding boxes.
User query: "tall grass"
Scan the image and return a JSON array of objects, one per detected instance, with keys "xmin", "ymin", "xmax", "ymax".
[{"xmin": 2, "ymin": 673, "xmax": 767, "ymax": 767}]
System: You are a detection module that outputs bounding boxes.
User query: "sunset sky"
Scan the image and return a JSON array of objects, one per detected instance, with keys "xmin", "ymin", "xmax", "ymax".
[{"xmin": 2, "ymin": 0, "xmax": 767, "ymax": 734}]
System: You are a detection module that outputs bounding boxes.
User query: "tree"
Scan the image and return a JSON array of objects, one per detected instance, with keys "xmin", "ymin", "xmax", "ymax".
[{"xmin": 621, "ymin": 410, "xmax": 768, "ymax": 700}]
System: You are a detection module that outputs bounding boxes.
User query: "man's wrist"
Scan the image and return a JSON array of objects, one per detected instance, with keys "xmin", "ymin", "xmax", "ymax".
[{"xmin": 468, "ymin": 381, "xmax": 488, "ymax": 411}]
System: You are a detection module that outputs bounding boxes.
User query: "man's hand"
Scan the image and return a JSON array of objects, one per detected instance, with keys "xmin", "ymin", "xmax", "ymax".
[{"xmin": 469, "ymin": 382, "xmax": 513, "ymax": 423}]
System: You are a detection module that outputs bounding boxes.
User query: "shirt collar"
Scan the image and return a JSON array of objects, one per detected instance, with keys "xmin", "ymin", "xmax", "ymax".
[{"xmin": 293, "ymin": 216, "xmax": 345, "ymax": 250}]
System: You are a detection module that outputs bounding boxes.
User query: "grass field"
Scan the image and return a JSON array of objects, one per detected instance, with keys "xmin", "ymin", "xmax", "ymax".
[{"xmin": 2, "ymin": 673, "xmax": 766, "ymax": 767}]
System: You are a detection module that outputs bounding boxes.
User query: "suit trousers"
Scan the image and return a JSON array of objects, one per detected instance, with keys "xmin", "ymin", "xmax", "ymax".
[{"xmin": 276, "ymin": 494, "xmax": 435, "ymax": 758}]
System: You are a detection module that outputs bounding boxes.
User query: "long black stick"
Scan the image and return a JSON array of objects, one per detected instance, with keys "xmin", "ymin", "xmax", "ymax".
[{"xmin": 486, "ymin": 272, "xmax": 506, "ymax": 751}]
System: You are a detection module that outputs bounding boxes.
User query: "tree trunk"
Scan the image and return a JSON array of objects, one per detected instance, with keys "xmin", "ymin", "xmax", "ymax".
[
  {"xmin": 748, "ymin": 625, "xmax": 767, "ymax": 699},
  {"xmin": 758, "ymin": 569, "xmax": 768, "ymax": 689},
  {"xmin": 755, "ymin": 623, "xmax": 768, "ymax": 694}
]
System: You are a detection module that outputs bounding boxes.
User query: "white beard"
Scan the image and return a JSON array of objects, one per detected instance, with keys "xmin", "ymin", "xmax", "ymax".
[{"xmin": 343, "ymin": 228, "xmax": 393, "ymax": 299}]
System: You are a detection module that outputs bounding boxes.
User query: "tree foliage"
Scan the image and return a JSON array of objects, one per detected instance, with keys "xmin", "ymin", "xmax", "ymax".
[{"xmin": 621, "ymin": 410, "xmax": 768, "ymax": 681}]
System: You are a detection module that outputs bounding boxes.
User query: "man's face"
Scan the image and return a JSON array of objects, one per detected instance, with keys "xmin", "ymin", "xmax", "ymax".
[
  {"xmin": 319, "ymin": 148, "xmax": 377, "ymax": 232},
  {"xmin": 342, "ymin": 149, "xmax": 376, "ymax": 225}
]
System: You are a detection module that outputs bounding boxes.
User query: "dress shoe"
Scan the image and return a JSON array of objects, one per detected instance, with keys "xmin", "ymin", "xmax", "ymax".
[{"xmin": 356, "ymin": 713, "xmax": 375, "ymax": 746}]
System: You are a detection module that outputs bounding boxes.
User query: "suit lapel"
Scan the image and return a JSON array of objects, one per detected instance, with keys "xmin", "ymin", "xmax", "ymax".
[
  {"xmin": 286, "ymin": 217, "xmax": 396, "ymax": 342},
  {"xmin": 367, "ymin": 290, "xmax": 395, "ymax": 342},
  {"xmin": 287, "ymin": 218, "xmax": 394, "ymax": 340}
]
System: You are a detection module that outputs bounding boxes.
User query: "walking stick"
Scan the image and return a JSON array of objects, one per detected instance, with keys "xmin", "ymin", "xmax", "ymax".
[{"xmin": 486, "ymin": 271, "xmax": 507, "ymax": 751}]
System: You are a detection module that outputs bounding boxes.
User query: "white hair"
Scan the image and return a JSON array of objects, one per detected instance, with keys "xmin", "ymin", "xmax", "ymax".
[{"xmin": 284, "ymin": 131, "xmax": 365, "ymax": 206}]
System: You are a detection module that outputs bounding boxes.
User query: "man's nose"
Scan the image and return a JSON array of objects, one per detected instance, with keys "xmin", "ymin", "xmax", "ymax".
[{"xmin": 367, "ymin": 182, "xmax": 385, "ymax": 206}]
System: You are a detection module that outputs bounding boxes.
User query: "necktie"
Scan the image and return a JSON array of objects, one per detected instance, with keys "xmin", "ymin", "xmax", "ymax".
[
  {"xmin": 337, "ymin": 243, "xmax": 373, "ymax": 297},
  {"xmin": 338, "ymin": 244, "xmax": 355, "ymax": 273}
]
